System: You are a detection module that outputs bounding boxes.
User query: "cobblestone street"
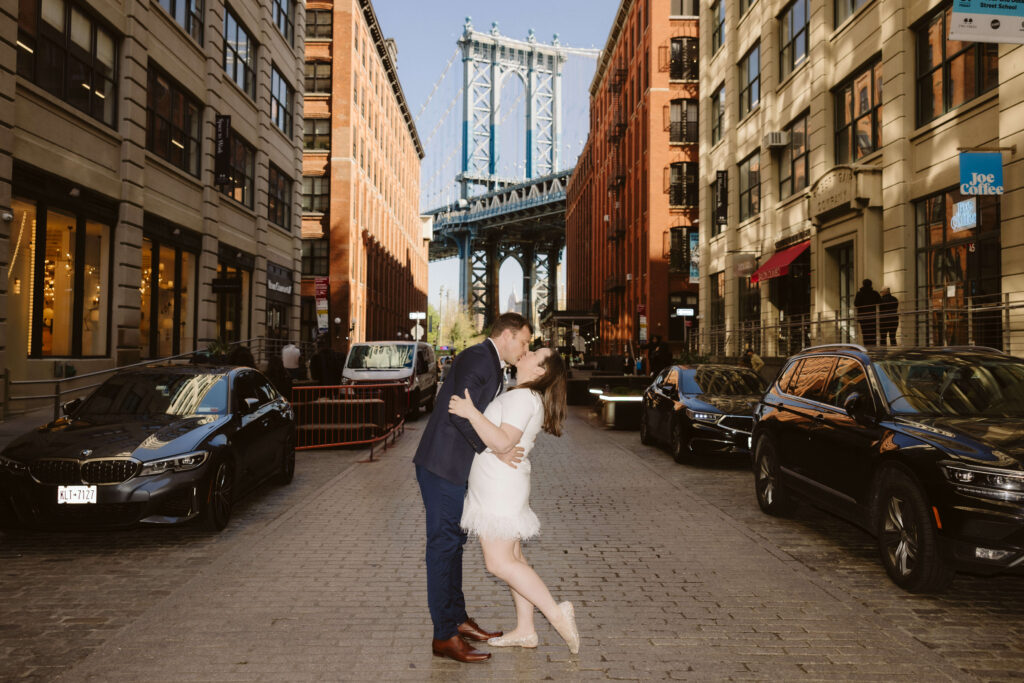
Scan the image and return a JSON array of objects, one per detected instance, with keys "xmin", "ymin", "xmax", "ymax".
[{"xmin": 1, "ymin": 406, "xmax": 1023, "ymax": 681}]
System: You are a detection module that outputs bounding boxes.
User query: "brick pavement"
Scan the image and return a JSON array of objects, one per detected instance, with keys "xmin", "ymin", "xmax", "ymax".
[{"xmin": 1, "ymin": 407, "xmax": 1020, "ymax": 681}]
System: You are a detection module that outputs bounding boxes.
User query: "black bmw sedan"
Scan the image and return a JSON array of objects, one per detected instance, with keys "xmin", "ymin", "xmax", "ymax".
[
  {"xmin": 0, "ymin": 365, "xmax": 295, "ymax": 531},
  {"xmin": 640, "ymin": 364, "xmax": 767, "ymax": 463},
  {"xmin": 751, "ymin": 344, "xmax": 1024, "ymax": 592}
]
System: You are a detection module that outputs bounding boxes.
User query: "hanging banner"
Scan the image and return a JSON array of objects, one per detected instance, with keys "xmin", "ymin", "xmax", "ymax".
[
  {"xmin": 949, "ymin": 0, "xmax": 1024, "ymax": 44},
  {"xmin": 314, "ymin": 276, "xmax": 329, "ymax": 334},
  {"xmin": 959, "ymin": 152, "xmax": 1004, "ymax": 195},
  {"xmin": 715, "ymin": 170, "xmax": 728, "ymax": 225},
  {"xmin": 688, "ymin": 230, "xmax": 700, "ymax": 283}
]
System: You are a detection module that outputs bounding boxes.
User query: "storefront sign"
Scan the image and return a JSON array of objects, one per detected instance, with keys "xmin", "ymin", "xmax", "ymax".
[
  {"xmin": 314, "ymin": 276, "xmax": 329, "ymax": 333},
  {"xmin": 715, "ymin": 170, "xmax": 728, "ymax": 225},
  {"xmin": 959, "ymin": 152, "xmax": 1004, "ymax": 195},
  {"xmin": 950, "ymin": 0, "xmax": 1024, "ymax": 45},
  {"xmin": 951, "ymin": 198, "xmax": 978, "ymax": 232},
  {"xmin": 268, "ymin": 280, "xmax": 292, "ymax": 295},
  {"xmin": 809, "ymin": 167, "xmax": 855, "ymax": 218},
  {"xmin": 675, "ymin": 307, "xmax": 695, "ymax": 317},
  {"xmin": 214, "ymin": 115, "xmax": 231, "ymax": 186},
  {"xmin": 688, "ymin": 230, "xmax": 699, "ymax": 283}
]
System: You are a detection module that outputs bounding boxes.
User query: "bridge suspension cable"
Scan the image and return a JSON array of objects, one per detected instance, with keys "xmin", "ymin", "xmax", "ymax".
[
  {"xmin": 423, "ymin": 87, "xmax": 462, "ymax": 148},
  {"xmin": 415, "ymin": 47, "xmax": 460, "ymax": 120}
]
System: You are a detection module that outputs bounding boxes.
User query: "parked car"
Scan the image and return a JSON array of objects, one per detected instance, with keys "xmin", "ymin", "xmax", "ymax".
[
  {"xmin": 640, "ymin": 364, "xmax": 767, "ymax": 463},
  {"xmin": 342, "ymin": 341, "xmax": 438, "ymax": 415},
  {"xmin": 751, "ymin": 344, "xmax": 1024, "ymax": 593},
  {"xmin": 0, "ymin": 365, "xmax": 295, "ymax": 531}
]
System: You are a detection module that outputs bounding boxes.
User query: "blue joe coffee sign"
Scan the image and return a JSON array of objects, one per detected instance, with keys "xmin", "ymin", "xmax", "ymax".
[{"xmin": 959, "ymin": 152, "xmax": 1004, "ymax": 195}]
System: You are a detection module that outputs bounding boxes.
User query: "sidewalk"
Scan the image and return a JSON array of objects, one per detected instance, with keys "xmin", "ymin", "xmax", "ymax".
[{"xmin": 39, "ymin": 407, "xmax": 977, "ymax": 682}]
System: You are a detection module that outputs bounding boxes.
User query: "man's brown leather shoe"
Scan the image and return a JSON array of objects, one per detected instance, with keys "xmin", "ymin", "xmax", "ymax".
[
  {"xmin": 457, "ymin": 617, "xmax": 502, "ymax": 642},
  {"xmin": 431, "ymin": 635, "xmax": 491, "ymax": 662}
]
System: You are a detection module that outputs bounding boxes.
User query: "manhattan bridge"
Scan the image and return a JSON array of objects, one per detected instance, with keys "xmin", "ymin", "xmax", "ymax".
[{"xmin": 418, "ymin": 18, "xmax": 600, "ymax": 328}]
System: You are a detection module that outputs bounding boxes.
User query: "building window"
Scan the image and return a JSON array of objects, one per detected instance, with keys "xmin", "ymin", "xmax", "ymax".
[
  {"xmin": 156, "ymin": 0, "xmax": 203, "ymax": 44},
  {"xmin": 223, "ymin": 8, "xmax": 256, "ymax": 99},
  {"xmin": 220, "ymin": 130, "xmax": 255, "ymax": 208},
  {"xmin": 146, "ymin": 65, "xmax": 202, "ymax": 177},
  {"xmin": 834, "ymin": 59, "xmax": 882, "ymax": 164},
  {"xmin": 139, "ymin": 235, "xmax": 197, "ymax": 358},
  {"xmin": 302, "ymin": 238, "xmax": 329, "ymax": 276},
  {"xmin": 670, "ymin": 0, "xmax": 698, "ymax": 15},
  {"xmin": 304, "ymin": 118, "xmax": 330, "ymax": 150},
  {"xmin": 305, "ymin": 61, "xmax": 331, "ymax": 93},
  {"xmin": 669, "ymin": 99, "xmax": 698, "ymax": 143},
  {"xmin": 711, "ymin": 1, "xmax": 725, "ymax": 53},
  {"xmin": 738, "ymin": 151, "xmax": 760, "ymax": 221},
  {"xmin": 738, "ymin": 276, "xmax": 761, "ymax": 353},
  {"xmin": 268, "ymin": 164, "xmax": 292, "ymax": 230},
  {"xmin": 779, "ymin": 112, "xmax": 808, "ymax": 199},
  {"xmin": 302, "ymin": 175, "xmax": 329, "ymax": 213},
  {"xmin": 835, "ymin": 0, "xmax": 870, "ymax": 28},
  {"xmin": 915, "ymin": 188, "xmax": 1002, "ymax": 347},
  {"xmin": 9, "ymin": 197, "xmax": 112, "ymax": 358},
  {"xmin": 270, "ymin": 65, "xmax": 293, "ymax": 136},
  {"xmin": 306, "ymin": 9, "xmax": 332, "ymax": 39},
  {"xmin": 779, "ymin": 0, "xmax": 808, "ymax": 80},
  {"xmin": 16, "ymin": 0, "xmax": 118, "ymax": 127},
  {"xmin": 272, "ymin": 0, "xmax": 293, "ymax": 45},
  {"xmin": 710, "ymin": 176, "xmax": 725, "ymax": 237},
  {"xmin": 668, "ymin": 162, "xmax": 698, "ymax": 208},
  {"xmin": 711, "ymin": 84, "xmax": 725, "ymax": 146},
  {"xmin": 669, "ymin": 227, "xmax": 688, "ymax": 272},
  {"xmin": 738, "ymin": 44, "xmax": 760, "ymax": 119},
  {"xmin": 670, "ymin": 37, "xmax": 698, "ymax": 80},
  {"xmin": 739, "ymin": 0, "xmax": 755, "ymax": 16},
  {"xmin": 216, "ymin": 261, "xmax": 250, "ymax": 344},
  {"xmin": 916, "ymin": 4, "xmax": 998, "ymax": 126},
  {"xmin": 709, "ymin": 270, "xmax": 726, "ymax": 355}
]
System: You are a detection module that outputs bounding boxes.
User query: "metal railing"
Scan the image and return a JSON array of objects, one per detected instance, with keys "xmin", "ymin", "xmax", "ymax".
[
  {"xmin": 699, "ymin": 295, "xmax": 1024, "ymax": 359},
  {"xmin": 1, "ymin": 337, "xmax": 316, "ymax": 421},
  {"xmin": 291, "ymin": 383, "xmax": 408, "ymax": 458}
]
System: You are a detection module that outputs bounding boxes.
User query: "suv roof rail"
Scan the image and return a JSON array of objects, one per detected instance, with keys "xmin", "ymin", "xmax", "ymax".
[
  {"xmin": 800, "ymin": 343, "xmax": 869, "ymax": 354},
  {"xmin": 935, "ymin": 345, "xmax": 1007, "ymax": 354}
]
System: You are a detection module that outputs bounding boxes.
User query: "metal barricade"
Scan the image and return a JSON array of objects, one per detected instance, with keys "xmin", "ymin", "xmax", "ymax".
[{"xmin": 291, "ymin": 382, "xmax": 409, "ymax": 458}]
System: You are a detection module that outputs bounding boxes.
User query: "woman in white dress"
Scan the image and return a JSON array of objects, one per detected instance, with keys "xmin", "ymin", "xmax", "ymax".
[{"xmin": 448, "ymin": 347, "xmax": 580, "ymax": 654}]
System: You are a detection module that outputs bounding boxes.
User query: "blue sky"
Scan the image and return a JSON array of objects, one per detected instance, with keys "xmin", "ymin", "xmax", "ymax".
[{"xmin": 372, "ymin": 0, "xmax": 620, "ymax": 315}]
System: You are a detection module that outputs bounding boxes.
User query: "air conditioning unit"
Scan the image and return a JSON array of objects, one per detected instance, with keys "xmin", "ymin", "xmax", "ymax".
[{"xmin": 763, "ymin": 131, "xmax": 790, "ymax": 148}]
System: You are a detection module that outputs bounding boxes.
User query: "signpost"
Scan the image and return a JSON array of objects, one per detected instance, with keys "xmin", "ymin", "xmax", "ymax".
[{"xmin": 409, "ymin": 312, "xmax": 425, "ymax": 341}]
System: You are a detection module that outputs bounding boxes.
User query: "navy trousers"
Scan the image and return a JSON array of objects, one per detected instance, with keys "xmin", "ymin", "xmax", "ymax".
[{"xmin": 416, "ymin": 465, "xmax": 469, "ymax": 640}]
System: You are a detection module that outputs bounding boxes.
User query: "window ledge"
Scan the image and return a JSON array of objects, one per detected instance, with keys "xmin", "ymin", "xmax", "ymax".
[
  {"xmin": 777, "ymin": 58, "xmax": 809, "ymax": 92},
  {"xmin": 145, "ymin": 150, "xmax": 204, "ymax": 189},
  {"xmin": 305, "ymin": 37, "xmax": 332, "ymax": 43},
  {"xmin": 149, "ymin": 0, "xmax": 205, "ymax": 57},
  {"xmin": 669, "ymin": 14, "xmax": 699, "ymax": 19},
  {"xmin": 222, "ymin": 195, "xmax": 258, "ymax": 218},
  {"xmin": 669, "ymin": 78, "xmax": 699, "ymax": 85},
  {"xmin": 669, "ymin": 140, "xmax": 698, "ymax": 146},
  {"xmin": 738, "ymin": 215, "xmax": 761, "ymax": 229},
  {"xmin": 830, "ymin": 0, "xmax": 876, "ymax": 42},
  {"xmin": 737, "ymin": 105, "xmax": 760, "ymax": 127},
  {"xmin": 777, "ymin": 189, "xmax": 808, "ymax": 210},
  {"xmin": 303, "ymin": 149, "xmax": 330, "ymax": 156},
  {"xmin": 302, "ymin": 211, "xmax": 326, "ymax": 217},
  {"xmin": 16, "ymin": 78, "xmax": 121, "ymax": 143},
  {"xmin": 910, "ymin": 90, "xmax": 999, "ymax": 143}
]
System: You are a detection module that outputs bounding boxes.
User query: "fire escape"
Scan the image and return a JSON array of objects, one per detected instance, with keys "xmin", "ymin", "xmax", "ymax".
[{"xmin": 603, "ymin": 65, "xmax": 627, "ymax": 325}]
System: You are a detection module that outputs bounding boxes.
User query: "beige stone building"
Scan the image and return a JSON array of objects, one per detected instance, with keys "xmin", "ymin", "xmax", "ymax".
[
  {"xmin": 699, "ymin": 0, "xmax": 1024, "ymax": 358},
  {"xmin": 0, "ymin": 0, "xmax": 306, "ymax": 410}
]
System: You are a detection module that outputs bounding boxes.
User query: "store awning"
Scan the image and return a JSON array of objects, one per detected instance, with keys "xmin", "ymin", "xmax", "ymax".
[{"xmin": 749, "ymin": 241, "xmax": 810, "ymax": 284}]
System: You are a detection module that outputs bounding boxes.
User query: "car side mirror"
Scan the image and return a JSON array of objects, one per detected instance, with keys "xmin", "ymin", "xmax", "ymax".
[
  {"xmin": 243, "ymin": 397, "xmax": 260, "ymax": 414},
  {"xmin": 843, "ymin": 392, "xmax": 875, "ymax": 424},
  {"xmin": 61, "ymin": 398, "xmax": 83, "ymax": 416}
]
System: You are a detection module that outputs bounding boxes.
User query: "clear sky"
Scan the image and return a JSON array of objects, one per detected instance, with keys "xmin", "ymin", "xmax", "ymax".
[{"xmin": 371, "ymin": 0, "xmax": 620, "ymax": 316}]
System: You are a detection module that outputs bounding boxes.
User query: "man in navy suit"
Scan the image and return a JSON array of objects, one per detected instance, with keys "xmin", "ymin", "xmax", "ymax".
[{"xmin": 414, "ymin": 312, "xmax": 532, "ymax": 662}]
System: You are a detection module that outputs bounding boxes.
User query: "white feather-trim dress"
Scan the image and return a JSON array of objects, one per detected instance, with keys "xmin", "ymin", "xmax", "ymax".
[{"xmin": 461, "ymin": 389, "xmax": 544, "ymax": 541}]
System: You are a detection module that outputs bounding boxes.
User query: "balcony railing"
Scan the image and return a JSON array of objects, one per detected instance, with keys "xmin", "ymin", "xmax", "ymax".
[
  {"xmin": 668, "ymin": 185, "xmax": 697, "ymax": 208},
  {"xmin": 669, "ymin": 120, "xmax": 698, "ymax": 144}
]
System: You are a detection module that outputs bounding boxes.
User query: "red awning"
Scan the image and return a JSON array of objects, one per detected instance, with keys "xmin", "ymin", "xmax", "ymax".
[{"xmin": 750, "ymin": 241, "xmax": 810, "ymax": 284}]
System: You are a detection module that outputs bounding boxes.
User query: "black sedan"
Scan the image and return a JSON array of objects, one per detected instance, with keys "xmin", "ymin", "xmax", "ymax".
[
  {"xmin": 0, "ymin": 365, "xmax": 294, "ymax": 531},
  {"xmin": 640, "ymin": 364, "xmax": 767, "ymax": 463}
]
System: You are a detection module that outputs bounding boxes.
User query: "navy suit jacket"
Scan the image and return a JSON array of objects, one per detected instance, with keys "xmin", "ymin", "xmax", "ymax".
[{"xmin": 413, "ymin": 340, "xmax": 502, "ymax": 486}]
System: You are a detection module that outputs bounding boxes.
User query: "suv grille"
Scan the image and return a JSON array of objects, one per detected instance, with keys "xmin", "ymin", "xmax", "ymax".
[
  {"xmin": 31, "ymin": 459, "xmax": 139, "ymax": 485},
  {"xmin": 30, "ymin": 460, "xmax": 80, "ymax": 485},
  {"xmin": 719, "ymin": 416, "xmax": 754, "ymax": 433}
]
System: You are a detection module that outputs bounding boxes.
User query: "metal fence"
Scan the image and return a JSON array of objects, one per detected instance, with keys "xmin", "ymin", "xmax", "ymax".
[
  {"xmin": 291, "ymin": 383, "xmax": 408, "ymax": 457},
  {"xmin": 701, "ymin": 295, "xmax": 1024, "ymax": 359}
]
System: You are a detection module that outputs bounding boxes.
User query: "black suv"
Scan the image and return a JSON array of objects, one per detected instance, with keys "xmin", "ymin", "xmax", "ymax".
[{"xmin": 751, "ymin": 344, "xmax": 1024, "ymax": 593}]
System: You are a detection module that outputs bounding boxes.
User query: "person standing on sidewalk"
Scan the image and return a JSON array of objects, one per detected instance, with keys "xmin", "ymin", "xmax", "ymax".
[
  {"xmin": 412, "ymin": 312, "xmax": 532, "ymax": 663},
  {"xmin": 879, "ymin": 287, "xmax": 899, "ymax": 346},
  {"xmin": 449, "ymin": 347, "xmax": 581, "ymax": 655},
  {"xmin": 854, "ymin": 279, "xmax": 882, "ymax": 346}
]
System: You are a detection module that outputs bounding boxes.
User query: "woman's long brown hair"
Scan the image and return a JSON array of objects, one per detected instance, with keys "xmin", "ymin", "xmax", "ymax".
[{"xmin": 515, "ymin": 348, "xmax": 567, "ymax": 436}]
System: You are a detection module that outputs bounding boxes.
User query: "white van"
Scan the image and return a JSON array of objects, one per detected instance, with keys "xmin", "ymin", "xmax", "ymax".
[{"xmin": 341, "ymin": 341, "xmax": 438, "ymax": 414}]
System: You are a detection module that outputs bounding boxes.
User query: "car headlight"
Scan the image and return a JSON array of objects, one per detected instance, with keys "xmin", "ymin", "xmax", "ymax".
[
  {"xmin": 138, "ymin": 451, "xmax": 209, "ymax": 477},
  {"xmin": 0, "ymin": 454, "xmax": 30, "ymax": 475},
  {"xmin": 686, "ymin": 409, "xmax": 722, "ymax": 424},
  {"xmin": 941, "ymin": 462, "xmax": 1024, "ymax": 503}
]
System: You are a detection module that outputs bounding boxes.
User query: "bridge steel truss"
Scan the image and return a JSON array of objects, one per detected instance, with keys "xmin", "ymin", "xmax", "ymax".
[{"xmin": 429, "ymin": 171, "xmax": 569, "ymax": 328}]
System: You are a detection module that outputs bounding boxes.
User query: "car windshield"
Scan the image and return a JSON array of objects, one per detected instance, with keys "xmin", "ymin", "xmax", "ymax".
[
  {"xmin": 346, "ymin": 344, "xmax": 415, "ymax": 370},
  {"xmin": 692, "ymin": 367, "xmax": 767, "ymax": 396},
  {"xmin": 77, "ymin": 371, "xmax": 229, "ymax": 417},
  {"xmin": 875, "ymin": 356, "xmax": 1024, "ymax": 418}
]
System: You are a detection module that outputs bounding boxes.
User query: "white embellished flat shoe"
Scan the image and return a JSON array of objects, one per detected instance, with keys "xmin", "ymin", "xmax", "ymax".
[
  {"xmin": 487, "ymin": 632, "xmax": 538, "ymax": 648},
  {"xmin": 557, "ymin": 601, "xmax": 580, "ymax": 654}
]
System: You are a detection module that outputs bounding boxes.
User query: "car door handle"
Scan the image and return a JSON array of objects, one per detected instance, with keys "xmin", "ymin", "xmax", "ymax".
[{"xmin": 812, "ymin": 413, "xmax": 825, "ymax": 423}]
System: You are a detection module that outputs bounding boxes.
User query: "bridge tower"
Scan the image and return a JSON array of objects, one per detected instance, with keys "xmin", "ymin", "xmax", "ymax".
[{"xmin": 453, "ymin": 18, "xmax": 568, "ymax": 327}]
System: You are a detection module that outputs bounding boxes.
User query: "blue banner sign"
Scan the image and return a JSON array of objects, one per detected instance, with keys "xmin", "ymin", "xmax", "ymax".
[
  {"xmin": 950, "ymin": 0, "xmax": 1024, "ymax": 44},
  {"xmin": 959, "ymin": 152, "xmax": 1004, "ymax": 195},
  {"xmin": 688, "ymin": 231, "xmax": 700, "ymax": 283}
]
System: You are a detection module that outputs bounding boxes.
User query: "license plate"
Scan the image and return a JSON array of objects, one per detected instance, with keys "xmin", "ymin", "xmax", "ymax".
[{"xmin": 57, "ymin": 485, "xmax": 97, "ymax": 504}]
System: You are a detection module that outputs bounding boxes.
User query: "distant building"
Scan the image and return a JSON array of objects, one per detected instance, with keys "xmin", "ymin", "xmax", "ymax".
[
  {"xmin": 566, "ymin": 0, "xmax": 700, "ymax": 358},
  {"xmin": 301, "ymin": 0, "xmax": 426, "ymax": 350}
]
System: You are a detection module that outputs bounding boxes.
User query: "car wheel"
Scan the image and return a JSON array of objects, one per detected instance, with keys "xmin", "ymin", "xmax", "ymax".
[
  {"xmin": 670, "ymin": 420, "xmax": 692, "ymax": 464},
  {"xmin": 202, "ymin": 457, "xmax": 234, "ymax": 531},
  {"xmin": 639, "ymin": 409, "xmax": 653, "ymax": 445},
  {"xmin": 753, "ymin": 436, "xmax": 795, "ymax": 516},
  {"xmin": 275, "ymin": 437, "xmax": 295, "ymax": 486},
  {"xmin": 873, "ymin": 470, "xmax": 955, "ymax": 593}
]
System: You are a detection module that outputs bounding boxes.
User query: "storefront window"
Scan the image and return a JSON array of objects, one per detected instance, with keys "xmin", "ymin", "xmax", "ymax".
[
  {"xmin": 42, "ymin": 209, "xmax": 76, "ymax": 356},
  {"xmin": 216, "ymin": 263, "xmax": 250, "ymax": 344},
  {"xmin": 82, "ymin": 220, "xmax": 109, "ymax": 355}
]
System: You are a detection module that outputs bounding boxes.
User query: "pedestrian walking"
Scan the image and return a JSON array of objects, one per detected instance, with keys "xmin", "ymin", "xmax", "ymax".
[
  {"xmin": 854, "ymin": 279, "xmax": 882, "ymax": 346},
  {"xmin": 741, "ymin": 347, "xmax": 765, "ymax": 374},
  {"xmin": 412, "ymin": 312, "xmax": 532, "ymax": 663},
  {"xmin": 879, "ymin": 287, "xmax": 899, "ymax": 346},
  {"xmin": 448, "ymin": 346, "xmax": 580, "ymax": 656},
  {"xmin": 281, "ymin": 342, "xmax": 306, "ymax": 380}
]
